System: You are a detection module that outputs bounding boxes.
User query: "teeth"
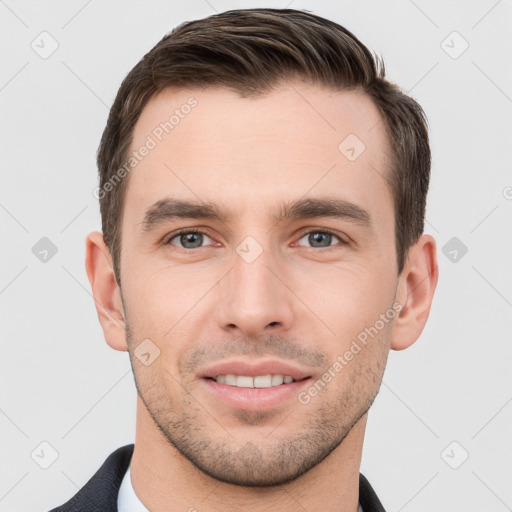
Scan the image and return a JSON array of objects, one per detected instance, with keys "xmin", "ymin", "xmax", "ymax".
[
  {"xmin": 271, "ymin": 375, "xmax": 284, "ymax": 386},
  {"xmin": 236, "ymin": 376, "xmax": 254, "ymax": 388},
  {"xmin": 214, "ymin": 374, "xmax": 295, "ymax": 388},
  {"xmin": 254, "ymin": 375, "xmax": 272, "ymax": 388},
  {"xmin": 225, "ymin": 374, "xmax": 237, "ymax": 386}
]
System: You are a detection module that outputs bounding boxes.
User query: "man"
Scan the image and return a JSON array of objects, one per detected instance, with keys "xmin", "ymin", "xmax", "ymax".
[{"xmin": 50, "ymin": 7, "xmax": 438, "ymax": 512}]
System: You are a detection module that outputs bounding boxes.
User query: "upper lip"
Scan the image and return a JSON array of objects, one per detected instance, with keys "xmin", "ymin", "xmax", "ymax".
[{"xmin": 198, "ymin": 360, "xmax": 311, "ymax": 381}]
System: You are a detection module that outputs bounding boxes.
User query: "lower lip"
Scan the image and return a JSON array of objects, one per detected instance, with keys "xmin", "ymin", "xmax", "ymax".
[{"xmin": 200, "ymin": 378, "xmax": 311, "ymax": 411}]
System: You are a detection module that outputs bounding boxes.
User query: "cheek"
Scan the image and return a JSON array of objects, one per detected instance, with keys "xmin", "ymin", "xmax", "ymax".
[
  {"xmin": 126, "ymin": 259, "xmax": 212, "ymax": 330},
  {"xmin": 123, "ymin": 267, "xmax": 215, "ymax": 386},
  {"xmin": 303, "ymin": 263, "xmax": 396, "ymax": 331},
  {"xmin": 300, "ymin": 268, "xmax": 396, "ymax": 388}
]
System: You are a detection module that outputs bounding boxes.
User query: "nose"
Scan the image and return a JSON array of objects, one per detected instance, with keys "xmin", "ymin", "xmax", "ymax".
[{"xmin": 215, "ymin": 242, "xmax": 295, "ymax": 338}]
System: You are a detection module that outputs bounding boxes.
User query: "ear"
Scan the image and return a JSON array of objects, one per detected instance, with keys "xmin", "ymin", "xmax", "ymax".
[
  {"xmin": 85, "ymin": 231, "xmax": 128, "ymax": 351},
  {"xmin": 391, "ymin": 234, "xmax": 438, "ymax": 351}
]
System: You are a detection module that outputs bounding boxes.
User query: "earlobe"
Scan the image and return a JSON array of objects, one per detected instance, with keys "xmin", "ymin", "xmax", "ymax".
[
  {"xmin": 85, "ymin": 231, "xmax": 128, "ymax": 352},
  {"xmin": 390, "ymin": 235, "xmax": 439, "ymax": 351}
]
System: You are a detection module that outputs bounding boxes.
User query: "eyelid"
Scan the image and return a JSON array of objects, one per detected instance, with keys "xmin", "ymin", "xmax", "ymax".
[
  {"xmin": 164, "ymin": 226, "xmax": 349, "ymax": 250},
  {"xmin": 164, "ymin": 227, "xmax": 216, "ymax": 248},
  {"xmin": 293, "ymin": 227, "xmax": 348, "ymax": 248}
]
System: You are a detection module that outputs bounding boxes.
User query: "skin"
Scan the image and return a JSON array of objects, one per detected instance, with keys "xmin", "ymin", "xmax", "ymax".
[{"xmin": 86, "ymin": 82, "xmax": 438, "ymax": 511}]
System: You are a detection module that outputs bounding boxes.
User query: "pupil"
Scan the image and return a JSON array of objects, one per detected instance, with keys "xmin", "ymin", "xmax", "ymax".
[
  {"xmin": 310, "ymin": 232, "xmax": 331, "ymax": 247},
  {"xmin": 181, "ymin": 233, "xmax": 202, "ymax": 248}
]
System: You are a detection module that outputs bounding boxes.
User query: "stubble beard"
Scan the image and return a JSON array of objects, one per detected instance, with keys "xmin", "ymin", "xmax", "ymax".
[{"xmin": 127, "ymin": 336, "xmax": 385, "ymax": 486}]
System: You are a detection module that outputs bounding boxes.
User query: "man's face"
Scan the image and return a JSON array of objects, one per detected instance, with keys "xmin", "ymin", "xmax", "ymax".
[{"xmin": 119, "ymin": 82, "xmax": 399, "ymax": 485}]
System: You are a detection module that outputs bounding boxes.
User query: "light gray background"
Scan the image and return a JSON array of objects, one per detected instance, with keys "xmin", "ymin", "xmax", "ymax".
[{"xmin": 1, "ymin": 1, "xmax": 511, "ymax": 511}]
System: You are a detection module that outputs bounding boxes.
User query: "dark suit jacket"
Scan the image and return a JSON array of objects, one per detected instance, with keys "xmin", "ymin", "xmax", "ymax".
[{"xmin": 49, "ymin": 444, "xmax": 386, "ymax": 511}]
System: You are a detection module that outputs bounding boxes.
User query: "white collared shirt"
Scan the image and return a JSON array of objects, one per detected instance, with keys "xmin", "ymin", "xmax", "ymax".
[{"xmin": 117, "ymin": 464, "xmax": 149, "ymax": 512}]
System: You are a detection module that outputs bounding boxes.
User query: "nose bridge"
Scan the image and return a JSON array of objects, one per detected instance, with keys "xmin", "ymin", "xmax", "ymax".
[{"xmin": 215, "ymin": 234, "xmax": 294, "ymax": 335}]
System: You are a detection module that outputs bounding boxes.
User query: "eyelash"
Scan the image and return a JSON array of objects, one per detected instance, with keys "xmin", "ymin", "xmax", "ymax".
[{"xmin": 164, "ymin": 227, "xmax": 348, "ymax": 251}]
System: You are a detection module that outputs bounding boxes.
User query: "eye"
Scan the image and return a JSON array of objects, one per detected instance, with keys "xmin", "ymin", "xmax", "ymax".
[
  {"xmin": 164, "ymin": 228, "xmax": 347, "ymax": 252},
  {"xmin": 166, "ymin": 229, "xmax": 214, "ymax": 249},
  {"xmin": 295, "ymin": 230, "xmax": 345, "ymax": 249}
]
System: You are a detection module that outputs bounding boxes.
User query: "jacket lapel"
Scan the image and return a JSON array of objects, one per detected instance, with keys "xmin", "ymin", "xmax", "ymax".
[{"xmin": 48, "ymin": 444, "xmax": 134, "ymax": 512}]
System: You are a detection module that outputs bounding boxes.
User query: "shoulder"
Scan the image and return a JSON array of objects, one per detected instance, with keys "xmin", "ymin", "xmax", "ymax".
[
  {"xmin": 48, "ymin": 444, "xmax": 134, "ymax": 512},
  {"xmin": 359, "ymin": 473, "xmax": 386, "ymax": 512}
]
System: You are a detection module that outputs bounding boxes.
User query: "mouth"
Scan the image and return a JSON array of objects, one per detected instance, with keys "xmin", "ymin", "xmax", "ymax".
[{"xmin": 198, "ymin": 360, "xmax": 312, "ymax": 411}]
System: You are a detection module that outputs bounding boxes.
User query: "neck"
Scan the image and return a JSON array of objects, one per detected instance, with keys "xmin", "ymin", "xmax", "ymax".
[{"xmin": 131, "ymin": 396, "xmax": 366, "ymax": 512}]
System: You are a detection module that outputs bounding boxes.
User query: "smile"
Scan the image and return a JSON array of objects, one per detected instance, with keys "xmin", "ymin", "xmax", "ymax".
[{"xmin": 212, "ymin": 374, "xmax": 295, "ymax": 388}]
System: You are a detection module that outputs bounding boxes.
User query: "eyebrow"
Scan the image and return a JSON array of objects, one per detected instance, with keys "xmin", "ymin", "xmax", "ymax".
[{"xmin": 140, "ymin": 196, "xmax": 372, "ymax": 232}]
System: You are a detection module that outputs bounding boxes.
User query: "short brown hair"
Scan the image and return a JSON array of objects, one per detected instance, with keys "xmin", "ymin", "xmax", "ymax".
[{"xmin": 97, "ymin": 8, "xmax": 431, "ymax": 285}]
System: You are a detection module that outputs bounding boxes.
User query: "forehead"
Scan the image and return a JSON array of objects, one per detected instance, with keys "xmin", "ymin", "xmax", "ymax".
[{"xmin": 124, "ymin": 82, "xmax": 393, "ymax": 230}]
